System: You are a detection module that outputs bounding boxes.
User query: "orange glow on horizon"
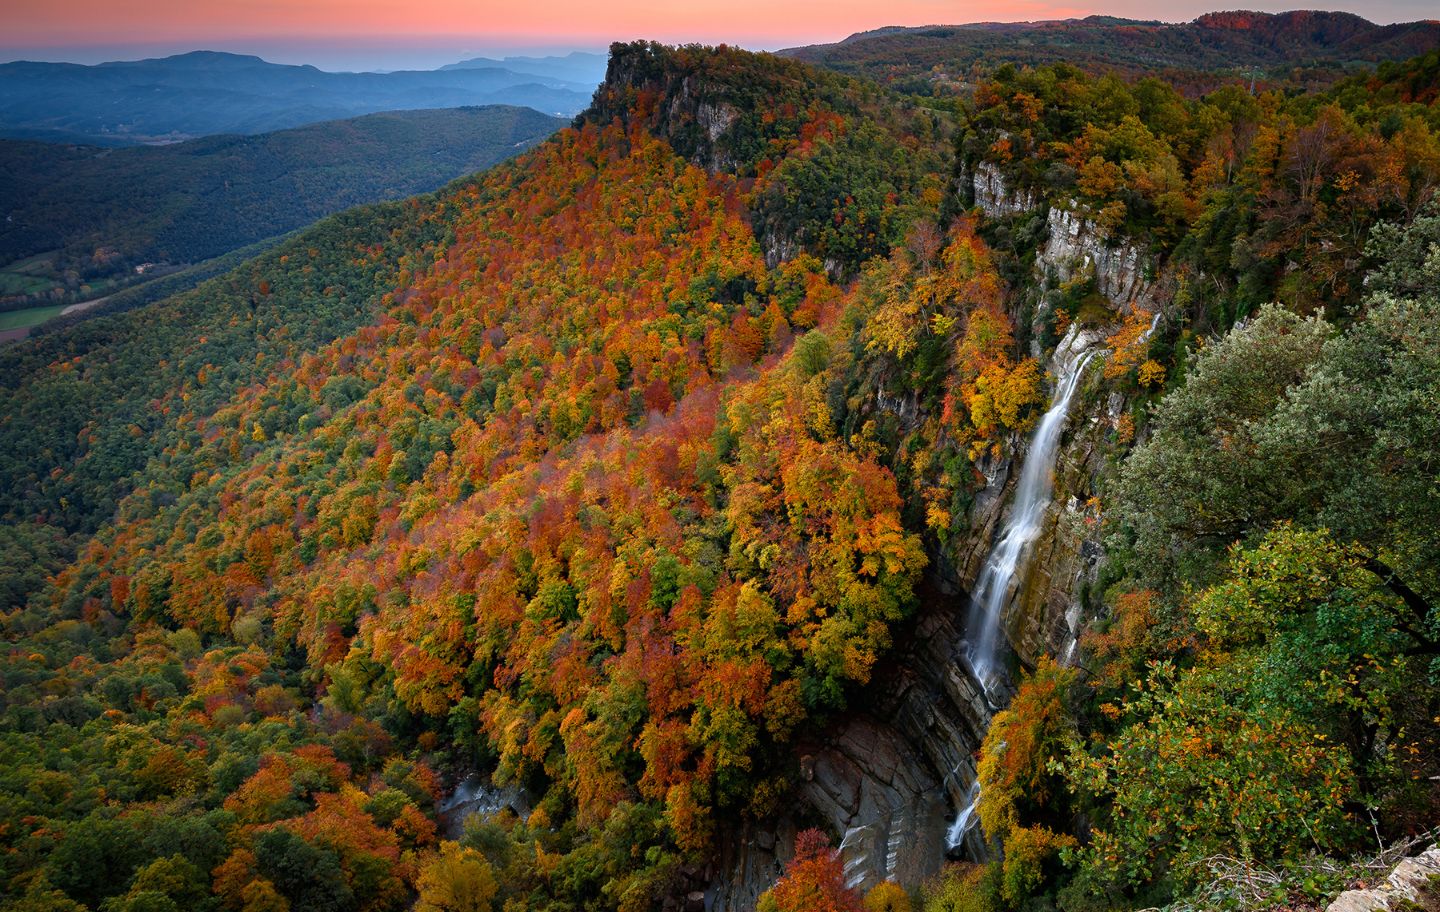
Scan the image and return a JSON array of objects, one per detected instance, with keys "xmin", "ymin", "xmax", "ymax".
[
  {"xmin": 3, "ymin": 0, "xmax": 1152, "ymax": 49},
  {"xmin": 5, "ymin": 0, "xmax": 1428, "ymax": 55}
]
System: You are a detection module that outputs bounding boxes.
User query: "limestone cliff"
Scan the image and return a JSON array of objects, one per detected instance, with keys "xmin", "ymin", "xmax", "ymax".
[
  {"xmin": 972, "ymin": 161, "xmax": 1038, "ymax": 218},
  {"xmin": 968, "ymin": 160, "xmax": 1160, "ymax": 317},
  {"xmin": 1040, "ymin": 207, "xmax": 1155, "ymax": 314}
]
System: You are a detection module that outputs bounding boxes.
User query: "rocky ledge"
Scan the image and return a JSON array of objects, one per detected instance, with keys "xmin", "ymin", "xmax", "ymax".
[
  {"xmin": 967, "ymin": 160, "xmax": 1159, "ymax": 316},
  {"xmin": 1040, "ymin": 207, "xmax": 1153, "ymax": 314},
  {"xmin": 1327, "ymin": 845, "xmax": 1440, "ymax": 912}
]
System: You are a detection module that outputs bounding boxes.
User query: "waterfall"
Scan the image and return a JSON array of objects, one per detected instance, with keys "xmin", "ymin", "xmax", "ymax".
[
  {"xmin": 945, "ymin": 328, "xmax": 1097, "ymax": 851},
  {"xmin": 438, "ymin": 774, "xmax": 530, "ymax": 839},
  {"xmin": 945, "ymin": 779, "xmax": 982, "ymax": 848},
  {"xmin": 839, "ymin": 824, "xmax": 874, "ymax": 890},
  {"xmin": 964, "ymin": 338, "xmax": 1096, "ymax": 695}
]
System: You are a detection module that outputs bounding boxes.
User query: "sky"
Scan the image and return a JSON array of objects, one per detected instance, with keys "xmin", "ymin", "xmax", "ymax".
[{"xmin": 3, "ymin": 0, "xmax": 1438, "ymax": 70}]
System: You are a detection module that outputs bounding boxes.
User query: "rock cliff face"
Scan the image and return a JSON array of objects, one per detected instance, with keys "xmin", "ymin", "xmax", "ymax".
[
  {"xmin": 968, "ymin": 162, "xmax": 1158, "ymax": 316},
  {"xmin": 1040, "ymin": 207, "xmax": 1154, "ymax": 314},
  {"xmin": 704, "ymin": 821, "xmax": 795, "ymax": 912},
  {"xmin": 437, "ymin": 776, "xmax": 530, "ymax": 840},
  {"xmin": 796, "ymin": 716, "xmax": 952, "ymax": 891},
  {"xmin": 971, "ymin": 162, "xmax": 1038, "ymax": 217}
]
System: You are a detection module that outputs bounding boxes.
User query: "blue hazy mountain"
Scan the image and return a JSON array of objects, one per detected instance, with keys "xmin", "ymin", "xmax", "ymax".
[
  {"xmin": 0, "ymin": 50, "xmax": 596, "ymax": 144},
  {"xmin": 438, "ymin": 50, "xmax": 608, "ymax": 85}
]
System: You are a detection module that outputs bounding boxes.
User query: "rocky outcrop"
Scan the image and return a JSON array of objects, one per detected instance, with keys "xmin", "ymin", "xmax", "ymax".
[
  {"xmin": 1327, "ymin": 845, "xmax": 1440, "ymax": 912},
  {"xmin": 696, "ymin": 99, "xmax": 740, "ymax": 144},
  {"xmin": 875, "ymin": 384, "xmax": 925, "ymax": 434},
  {"xmin": 438, "ymin": 774, "xmax": 531, "ymax": 840},
  {"xmin": 762, "ymin": 230, "xmax": 801, "ymax": 270},
  {"xmin": 1039, "ymin": 207, "xmax": 1153, "ymax": 313},
  {"xmin": 967, "ymin": 161, "xmax": 1157, "ymax": 315},
  {"xmin": 972, "ymin": 162, "xmax": 1038, "ymax": 219},
  {"xmin": 587, "ymin": 42, "xmax": 749, "ymax": 173}
]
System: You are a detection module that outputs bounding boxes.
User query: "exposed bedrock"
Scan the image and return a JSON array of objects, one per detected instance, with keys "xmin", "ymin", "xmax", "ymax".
[{"xmin": 968, "ymin": 159, "xmax": 1161, "ymax": 317}]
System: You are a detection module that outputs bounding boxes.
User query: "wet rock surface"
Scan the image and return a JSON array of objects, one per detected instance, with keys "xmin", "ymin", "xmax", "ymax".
[
  {"xmin": 1008, "ymin": 363, "xmax": 1114, "ymax": 669},
  {"xmin": 438, "ymin": 773, "xmax": 531, "ymax": 840}
]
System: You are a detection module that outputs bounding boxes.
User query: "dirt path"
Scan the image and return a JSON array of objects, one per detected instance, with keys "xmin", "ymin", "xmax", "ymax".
[{"xmin": 61, "ymin": 294, "xmax": 112, "ymax": 317}]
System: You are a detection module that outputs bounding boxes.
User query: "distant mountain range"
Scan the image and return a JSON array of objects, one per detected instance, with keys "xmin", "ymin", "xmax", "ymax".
[
  {"xmin": 783, "ymin": 10, "xmax": 1440, "ymax": 88},
  {"xmin": 0, "ymin": 50, "xmax": 597, "ymax": 145},
  {"xmin": 439, "ymin": 51, "xmax": 608, "ymax": 85},
  {"xmin": 0, "ymin": 105, "xmax": 564, "ymax": 317}
]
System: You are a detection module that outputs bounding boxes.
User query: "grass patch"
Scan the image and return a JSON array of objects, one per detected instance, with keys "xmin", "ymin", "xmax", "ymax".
[
  {"xmin": 0, "ymin": 271, "xmax": 58, "ymax": 296},
  {"xmin": 4, "ymin": 251, "xmax": 59, "ymax": 274},
  {"xmin": 1076, "ymin": 291, "xmax": 1118, "ymax": 326},
  {"xmin": 0, "ymin": 251, "xmax": 63, "ymax": 296},
  {"xmin": 0, "ymin": 303, "xmax": 68, "ymax": 331}
]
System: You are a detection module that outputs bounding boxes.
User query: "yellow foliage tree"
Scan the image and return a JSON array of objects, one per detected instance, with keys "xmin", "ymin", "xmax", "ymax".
[
  {"xmin": 1137, "ymin": 359, "xmax": 1166, "ymax": 388},
  {"xmin": 863, "ymin": 880, "xmax": 913, "ymax": 912},
  {"xmin": 1104, "ymin": 309, "xmax": 1155, "ymax": 381},
  {"xmin": 415, "ymin": 842, "xmax": 498, "ymax": 912},
  {"xmin": 964, "ymin": 359, "xmax": 1042, "ymax": 457}
]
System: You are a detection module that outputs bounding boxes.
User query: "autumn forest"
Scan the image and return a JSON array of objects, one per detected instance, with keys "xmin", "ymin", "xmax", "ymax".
[{"xmin": 1, "ymin": 17, "xmax": 1439, "ymax": 912}]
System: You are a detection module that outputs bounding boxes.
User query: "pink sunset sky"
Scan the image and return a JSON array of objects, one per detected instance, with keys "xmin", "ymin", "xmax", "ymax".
[{"xmin": 4, "ymin": 0, "xmax": 1437, "ymax": 69}]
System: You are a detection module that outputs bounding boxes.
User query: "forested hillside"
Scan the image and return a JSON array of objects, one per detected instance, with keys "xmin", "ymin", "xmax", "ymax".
[
  {"xmin": 785, "ymin": 11, "xmax": 1440, "ymax": 95},
  {"xmin": 0, "ymin": 33, "xmax": 1436, "ymax": 912},
  {"xmin": 0, "ymin": 106, "xmax": 564, "ymax": 314}
]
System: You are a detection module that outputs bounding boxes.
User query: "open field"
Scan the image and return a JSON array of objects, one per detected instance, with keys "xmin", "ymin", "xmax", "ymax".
[
  {"xmin": 0, "ymin": 302, "xmax": 68, "ymax": 331},
  {"xmin": 0, "ymin": 253, "xmax": 63, "ymax": 298}
]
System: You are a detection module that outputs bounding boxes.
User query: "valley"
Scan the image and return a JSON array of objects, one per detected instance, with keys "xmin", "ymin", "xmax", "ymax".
[{"xmin": 0, "ymin": 106, "xmax": 566, "ymax": 332}]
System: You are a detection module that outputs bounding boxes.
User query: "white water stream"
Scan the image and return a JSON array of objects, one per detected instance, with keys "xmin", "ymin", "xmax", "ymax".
[
  {"xmin": 965, "ymin": 344, "xmax": 1096, "ymax": 693},
  {"xmin": 946, "ymin": 329, "xmax": 1097, "ymax": 851}
]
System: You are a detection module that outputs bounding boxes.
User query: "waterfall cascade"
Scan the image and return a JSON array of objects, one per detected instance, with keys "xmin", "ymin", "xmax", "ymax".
[
  {"xmin": 946, "ymin": 328, "xmax": 1098, "ymax": 850},
  {"xmin": 945, "ymin": 780, "xmax": 982, "ymax": 849},
  {"xmin": 438, "ymin": 774, "xmax": 530, "ymax": 839}
]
